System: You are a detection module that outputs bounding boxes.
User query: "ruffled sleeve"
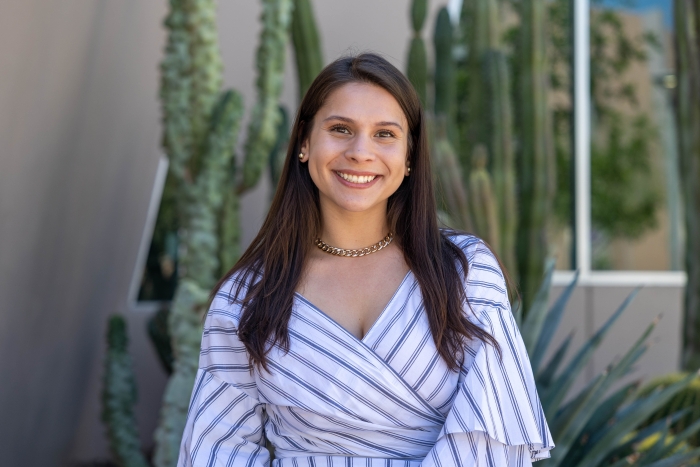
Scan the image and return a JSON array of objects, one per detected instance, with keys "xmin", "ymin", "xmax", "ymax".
[
  {"xmin": 421, "ymin": 238, "xmax": 554, "ymax": 466},
  {"xmin": 177, "ymin": 277, "xmax": 270, "ymax": 467}
]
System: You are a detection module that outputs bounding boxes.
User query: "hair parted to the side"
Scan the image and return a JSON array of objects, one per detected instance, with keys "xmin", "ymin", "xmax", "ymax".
[{"xmin": 211, "ymin": 53, "xmax": 500, "ymax": 371}]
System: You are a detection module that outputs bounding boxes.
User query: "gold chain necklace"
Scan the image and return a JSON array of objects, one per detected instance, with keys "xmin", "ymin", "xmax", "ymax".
[{"xmin": 315, "ymin": 232, "xmax": 394, "ymax": 257}]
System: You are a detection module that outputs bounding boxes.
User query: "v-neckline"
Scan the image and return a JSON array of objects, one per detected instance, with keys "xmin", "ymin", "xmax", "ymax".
[{"xmin": 294, "ymin": 269, "xmax": 413, "ymax": 344}]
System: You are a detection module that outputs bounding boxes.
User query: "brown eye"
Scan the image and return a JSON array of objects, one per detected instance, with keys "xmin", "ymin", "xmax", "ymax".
[
  {"xmin": 330, "ymin": 125, "xmax": 350, "ymax": 134},
  {"xmin": 376, "ymin": 130, "xmax": 395, "ymax": 138}
]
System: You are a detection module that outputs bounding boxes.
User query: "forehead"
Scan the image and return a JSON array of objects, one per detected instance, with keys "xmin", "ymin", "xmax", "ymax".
[{"xmin": 317, "ymin": 82, "xmax": 408, "ymax": 126}]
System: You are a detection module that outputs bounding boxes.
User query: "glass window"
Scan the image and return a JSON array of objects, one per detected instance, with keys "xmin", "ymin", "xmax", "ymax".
[{"xmin": 588, "ymin": 0, "xmax": 682, "ymax": 271}]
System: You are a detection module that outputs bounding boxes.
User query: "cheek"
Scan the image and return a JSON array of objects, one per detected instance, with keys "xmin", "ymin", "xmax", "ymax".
[{"xmin": 383, "ymin": 145, "xmax": 409, "ymax": 171}]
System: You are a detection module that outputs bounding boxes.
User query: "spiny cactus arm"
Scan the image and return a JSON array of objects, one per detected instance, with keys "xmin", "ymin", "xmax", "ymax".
[
  {"xmin": 516, "ymin": 0, "xmax": 555, "ymax": 315},
  {"xmin": 218, "ymin": 180, "xmax": 241, "ymax": 276},
  {"xmin": 154, "ymin": 280, "xmax": 209, "ymax": 467},
  {"xmin": 187, "ymin": 0, "xmax": 224, "ymax": 178},
  {"xmin": 676, "ymin": 0, "xmax": 700, "ymax": 371},
  {"xmin": 240, "ymin": 0, "xmax": 293, "ymax": 193},
  {"xmin": 269, "ymin": 105, "xmax": 290, "ymax": 190},
  {"xmin": 411, "ymin": 0, "xmax": 427, "ymax": 32},
  {"xmin": 180, "ymin": 90, "xmax": 244, "ymax": 290},
  {"xmin": 102, "ymin": 315, "xmax": 150, "ymax": 467},
  {"xmin": 460, "ymin": 1, "xmax": 518, "ymax": 246},
  {"xmin": 153, "ymin": 91, "xmax": 242, "ymax": 467},
  {"xmin": 486, "ymin": 50, "xmax": 517, "ymax": 279},
  {"xmin": 160, "ymin": 0, "xmax": 192, "ymax": 183},
  {"xmin": 433, "ymin": 7, "xmax": 454, "ymax": 117},
  {"xmin": 467, "ymin": 146, "xmax": 500, "ymax": 251},
  {"xmin": 433, "ymin": 136, "xmax": 473, "ymax": 231},
  {"xmin": 407, "ymin": 38, "xmax": 428, "ymax": 107},
  {"xmin": 291, "ymin": 0, "xmax": 323, "ymax": 102},
  {"xmin": 407, "ymin": 0, "xmax": 428, "ymax": 106},
  {"xmin": 468, "ymin": 170, "xmax": 500, "ymax": 248},
  {"xmin": 460, "ymin": 0, "xmax": 488, "ymax": 174}
]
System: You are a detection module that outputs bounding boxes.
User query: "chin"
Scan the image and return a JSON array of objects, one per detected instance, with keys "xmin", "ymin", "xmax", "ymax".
[{"xmin": 327, "ymin": 197, "xmax": 384, "ymax": 213}]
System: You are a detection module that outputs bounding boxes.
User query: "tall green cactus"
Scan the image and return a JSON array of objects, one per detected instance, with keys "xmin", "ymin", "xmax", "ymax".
[
  {"xmin": 240, "ymin": 0, "xmax": 292, "ymax": 193},
  {"xmin": 154, "ymin": 1, "xmax": 291, "ymax": 464},
  {"xmin": 102, "ymin": 316, "xmax": 150, "ymax": 467},
  {"xmin": 456, "ymin": 0, "xmax": 518, "ymax": 281},
  {"xmin": 676, "ymin": 0, "xmax": 700, "ymax": 371},
  {"xmin": 432, "ymin": 118, "xmax": 473, "ymax": 231},
  {"xmin": 102, "ymin": 1, "xmax": 292, "ymax": 465},
  {"xmin": 468, "ymin": 144, "xmax": 499, "ymax": 250},
  {"xmin": 269, "ymin": 106, "xmax": 290, "ymax": 190},
  {"xmin": 407, "ymin": 0, "xmax": 428, "ymax": 106},
  {"xmin": 291, "ymin": 0, "xmax": 323, "ymax": 101},
  {"xmin": 516, "ymin": 0, "xmax": 555, "ymax": 314},
  {"xmin": 433, "ymin": 7, "xmax": 454, "ymax": 119},
  {"xmin": 154, "ymin": 88, "xmax": 245, "ymax": 466}
]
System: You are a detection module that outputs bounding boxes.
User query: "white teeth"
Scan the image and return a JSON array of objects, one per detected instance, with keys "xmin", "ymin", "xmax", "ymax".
[{"xmin": 337, "ymin": 172, "xmax": 376, "ymax": 184}]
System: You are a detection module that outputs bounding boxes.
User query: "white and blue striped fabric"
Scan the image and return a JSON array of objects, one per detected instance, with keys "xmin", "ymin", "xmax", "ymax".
[{"xmin": 177, "ymin": 234, "xmax": 554, "ymax": 466}]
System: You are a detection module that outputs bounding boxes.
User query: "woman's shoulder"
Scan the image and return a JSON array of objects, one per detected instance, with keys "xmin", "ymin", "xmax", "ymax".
[
  {"xmin": 208, "ymin": 268, "xmax": 262, "ymax": 324},
  {"xmin": 441, "ymin": 230, "xmax": 498, "ymax": 266},
  {"xmin": 441, "ymin": 230, "xmax": 509, "ymax": 312}
]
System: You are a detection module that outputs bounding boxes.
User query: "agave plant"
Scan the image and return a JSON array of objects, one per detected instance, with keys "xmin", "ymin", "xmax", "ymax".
[
  {"xmin": 519, "ymin": 262, "xmax": 700, "ymax": 466},
  {"xmin": 638, "ymin": 372, "xmax": 700, "ymax": 448}
]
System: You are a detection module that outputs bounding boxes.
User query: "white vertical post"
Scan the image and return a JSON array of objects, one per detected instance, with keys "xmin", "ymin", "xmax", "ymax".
[
  {"xmin": 127, "ymin": 155, "xmax": 170, "ymax": 310},
  {"xmin": 574, "ymin": 0, "xmax": 591, "ymax": 276}
]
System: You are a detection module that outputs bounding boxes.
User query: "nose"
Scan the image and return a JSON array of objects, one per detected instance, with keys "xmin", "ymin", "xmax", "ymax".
[{"xmin": 345, "ymin": 133, "xmax": 375, "ymax": 163}]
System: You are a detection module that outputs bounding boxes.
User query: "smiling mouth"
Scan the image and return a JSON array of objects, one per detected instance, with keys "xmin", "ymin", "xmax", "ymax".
[{"xmin": 335, "ymin": 171, "xmax": 378, "ymax": 184}]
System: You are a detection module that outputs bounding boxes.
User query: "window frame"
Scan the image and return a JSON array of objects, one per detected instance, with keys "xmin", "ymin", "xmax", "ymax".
[{"xmin": 558, "ymin": 0, "xmax": 686, "ymax": 287}]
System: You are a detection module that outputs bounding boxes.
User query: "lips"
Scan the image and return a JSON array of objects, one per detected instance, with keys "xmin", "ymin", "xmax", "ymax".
[{"xmin": 335, "ymin": 171, "xmax": 378, "ymax": 184}]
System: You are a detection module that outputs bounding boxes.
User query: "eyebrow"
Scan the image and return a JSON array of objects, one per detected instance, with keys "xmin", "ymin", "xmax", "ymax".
[{"xmin": 323, "ymin": 115, "xmax": 404, "ymax": 132}]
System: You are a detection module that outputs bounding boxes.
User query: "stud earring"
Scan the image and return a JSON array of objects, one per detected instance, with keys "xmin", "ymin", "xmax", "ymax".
[
  {"xmin": 299, "ymin": 153, "xmax": 304, "ymax": 161},
  {"xmin": 407, "ymin": 167, "xmax": 411, "ymax": 175}
]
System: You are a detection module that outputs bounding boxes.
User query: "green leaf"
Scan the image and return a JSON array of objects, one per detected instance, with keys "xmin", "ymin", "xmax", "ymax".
[
  {"xmin": 542, "ymin": 288, "xmax": 639, "ymax": 419},
  {"xmin": 537, "ymin": 330, "xmax": 573, "ymax": 389},
  {"xmin": 530, "ymin": 271, "xmax": 579, "ymax": 373},
  {"xmin": 654, "ymin": 413, "xmax": 700, "ymax": 459},
  {"xmin": 573, "ymin": 372, "xmax": 698, "ymax": 467},
  {"xmin": 642, "ymin": 448, "xmax": 700, "ymax": 467},
  {"xmin": 521, "ymin": 258, "xmax": 556, "ymax": 354}
]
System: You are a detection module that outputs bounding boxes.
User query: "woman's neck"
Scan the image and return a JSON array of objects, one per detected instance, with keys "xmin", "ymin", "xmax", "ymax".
[{"xmin": 318, "ymin": 201, "xmax": 390, "ymax": 250}]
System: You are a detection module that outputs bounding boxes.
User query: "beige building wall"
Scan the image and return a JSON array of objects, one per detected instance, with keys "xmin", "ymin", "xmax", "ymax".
[{"xmin": 0, "ymin": 1, "xmax": 684, "ymax": 466}]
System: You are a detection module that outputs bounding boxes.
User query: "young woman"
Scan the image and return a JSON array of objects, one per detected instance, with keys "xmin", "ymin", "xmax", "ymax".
[{"xmin": 177, "ymin": 53, "xmax": 554, "ymax": 467}]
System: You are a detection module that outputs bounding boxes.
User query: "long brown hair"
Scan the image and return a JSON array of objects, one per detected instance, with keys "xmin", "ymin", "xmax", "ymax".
[{"xmin": 212, "ymin": 53, "xmax": 498, "ymax": 371}]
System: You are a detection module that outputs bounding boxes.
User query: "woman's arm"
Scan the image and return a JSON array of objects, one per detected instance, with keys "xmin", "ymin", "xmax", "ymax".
[
  {"xmin": 420, "ymin": 239, "xmax": 554, "ymax": 466},
  {"xmin": 177, "ymin": 279, "xmax": 270, "ymax": 467}
]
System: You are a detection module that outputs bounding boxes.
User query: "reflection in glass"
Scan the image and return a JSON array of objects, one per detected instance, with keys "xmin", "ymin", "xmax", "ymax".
[
  {"xmin": 137, "ymin": 171, "xmax": 179, "ymax": 301},
  {"xmin": 589, "ymin": 0, "xmax": 682, "ymax": 270}
]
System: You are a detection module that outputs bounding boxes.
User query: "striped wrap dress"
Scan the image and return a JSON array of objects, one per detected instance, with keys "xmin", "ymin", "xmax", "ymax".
[{"xmin": 177, "ymin": 234, "xmax": 554, "ymax": 466}]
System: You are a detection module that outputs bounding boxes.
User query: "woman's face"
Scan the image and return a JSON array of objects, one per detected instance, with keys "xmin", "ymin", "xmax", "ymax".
[{"xmin": 301, "ymin": 82, "xmax": 410, "ymax": 217}]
